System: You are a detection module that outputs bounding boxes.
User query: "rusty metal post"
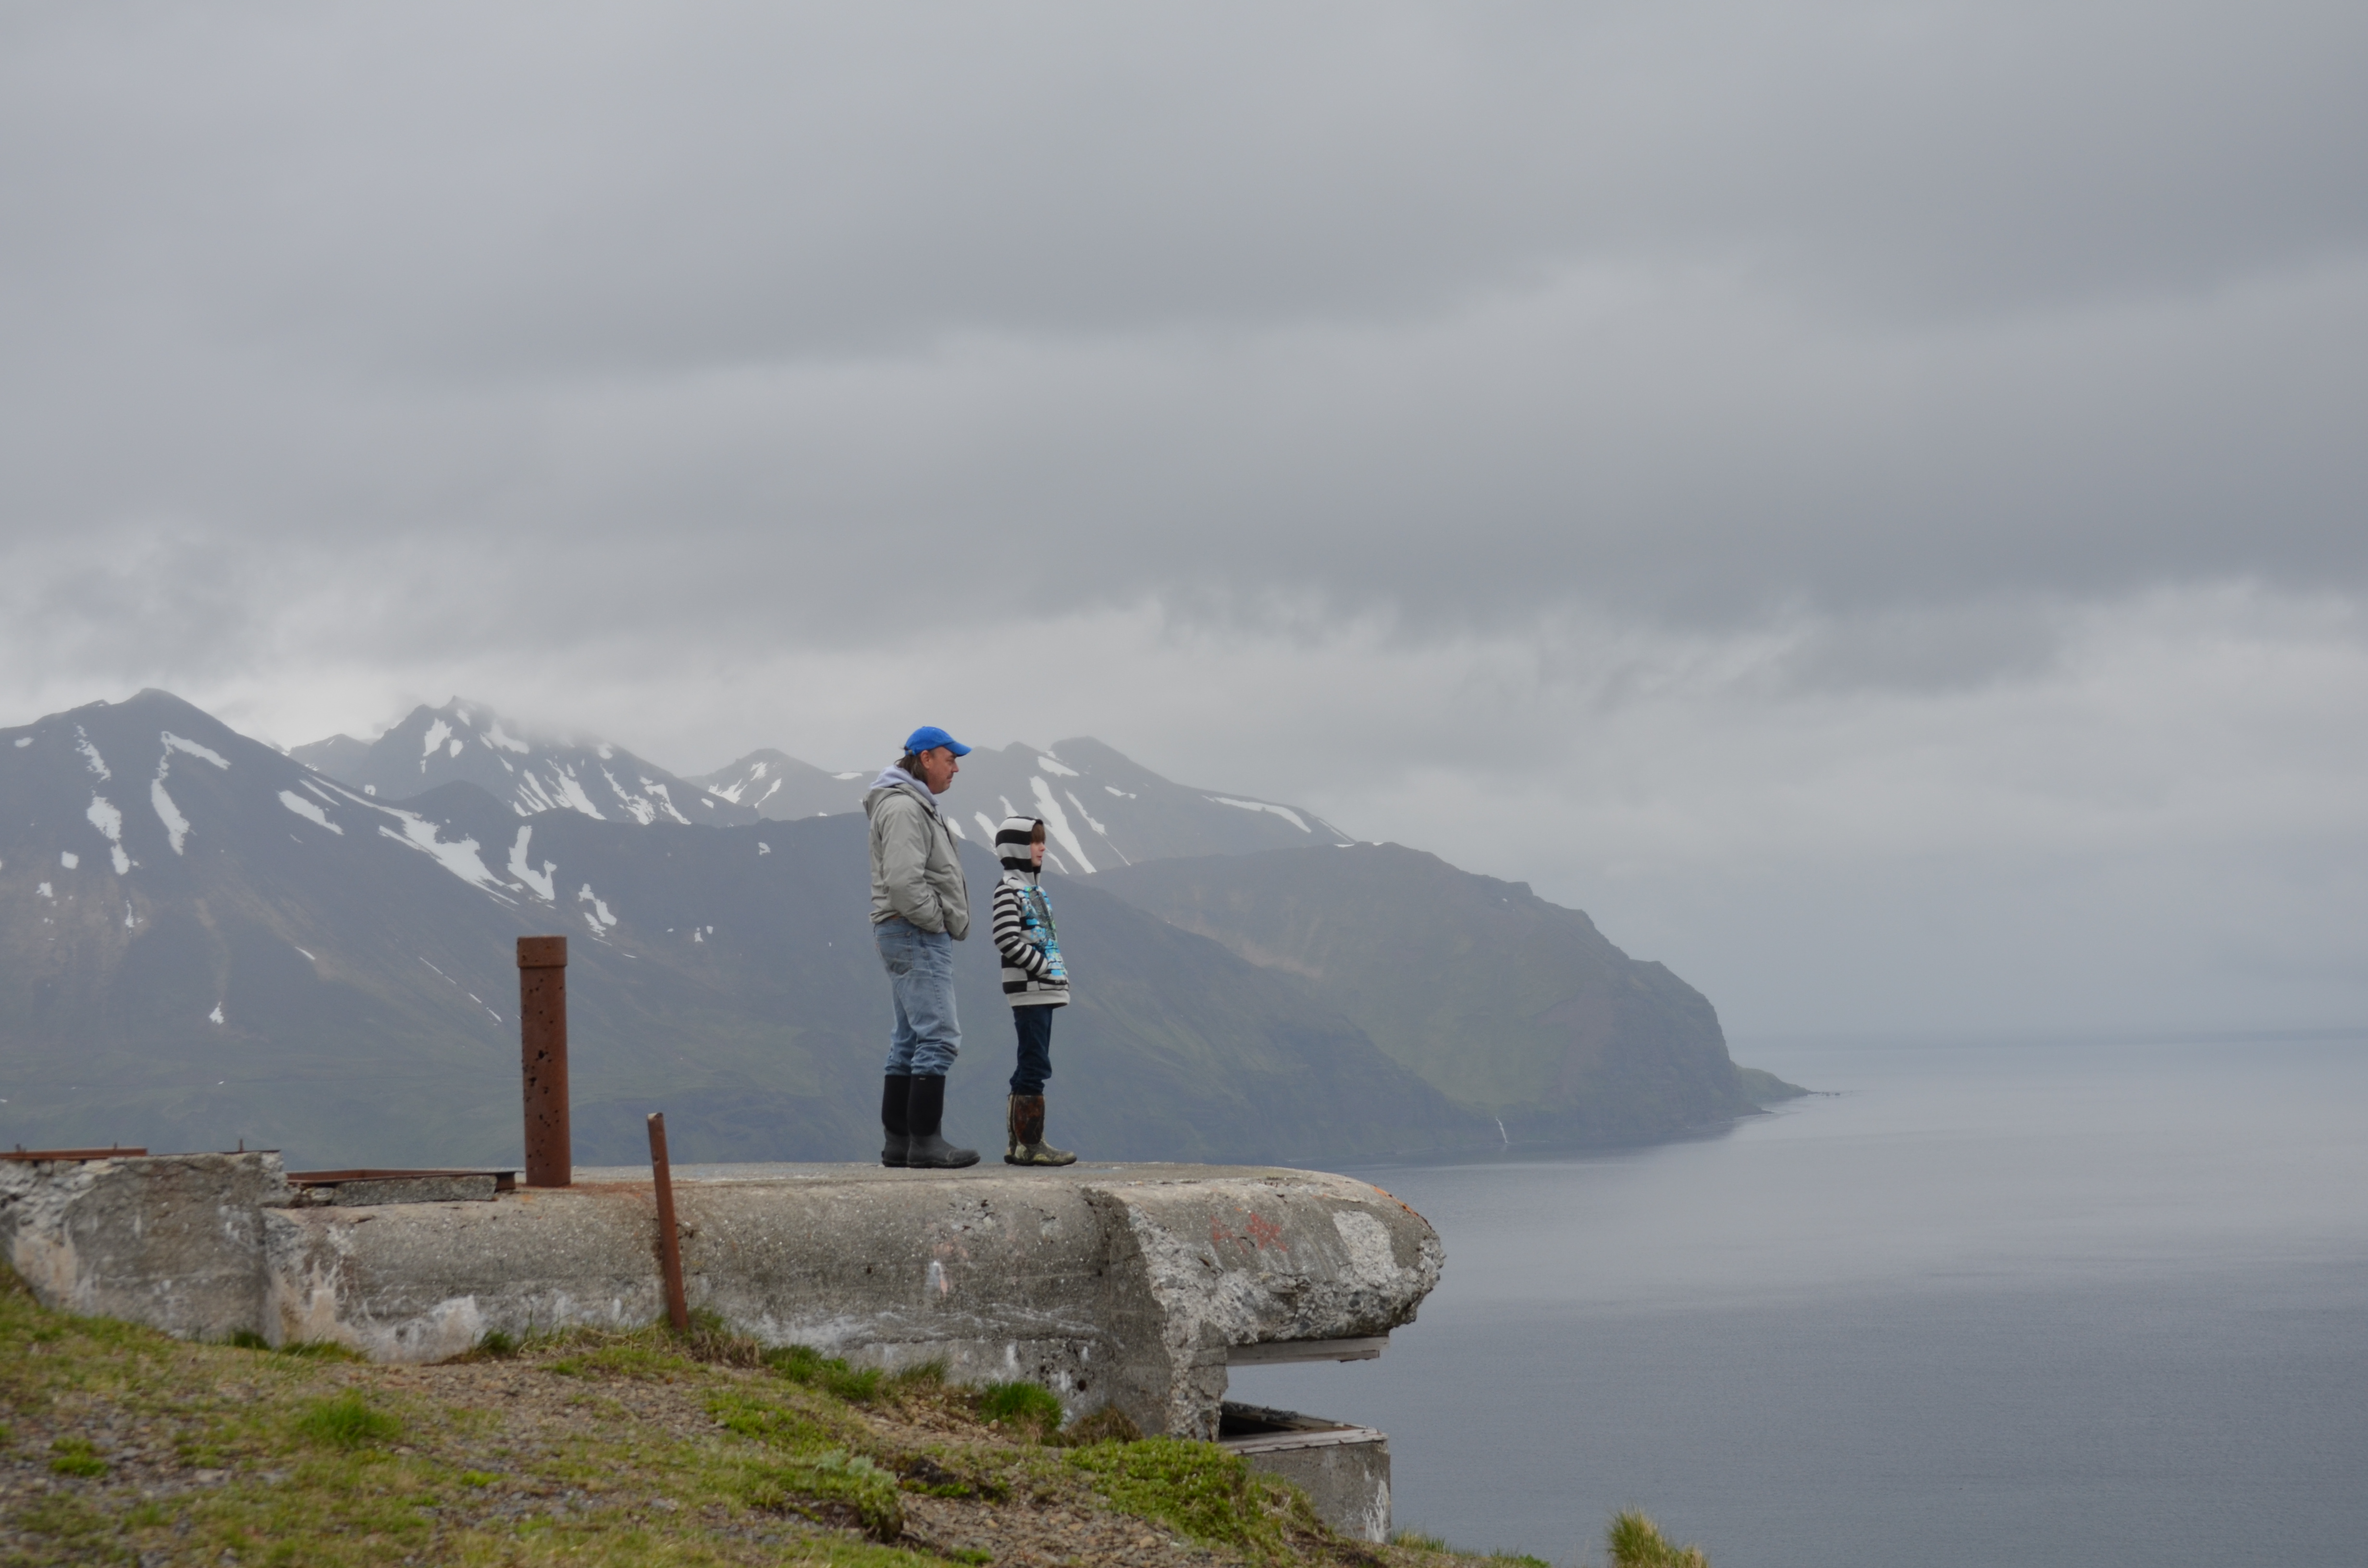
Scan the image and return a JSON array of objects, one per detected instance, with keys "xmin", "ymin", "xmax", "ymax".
[
  {"xmin": 517, "ymin": 936, "xmax": 571, "ymax": 1188},
  {"xmin": 647, "ymin": 1112, "xmax": 691, "ymax": 1334}
]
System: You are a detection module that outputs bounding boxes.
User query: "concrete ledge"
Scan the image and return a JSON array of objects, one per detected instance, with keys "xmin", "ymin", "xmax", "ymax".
[
  {"xmin": 0, "ymin": 1152, "xmax": 289, "ymax": 1342},
  {"xmin": 3, "ymin": 1153, "xmax": 1442, "ymax": 1440}
]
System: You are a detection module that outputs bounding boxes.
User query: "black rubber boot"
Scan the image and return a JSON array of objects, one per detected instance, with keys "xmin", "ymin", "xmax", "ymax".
[
  {"xmin": 880, "ymin": 1072, "xmax": 913, "ymax": 1167},
  {"xmin": 903, "ymin": 1074, "xmax": 978, "ymax": 1169},
  {"xmin": 1004, "ymin": 1094, "xmax": 1077, "ymax": 1167}
]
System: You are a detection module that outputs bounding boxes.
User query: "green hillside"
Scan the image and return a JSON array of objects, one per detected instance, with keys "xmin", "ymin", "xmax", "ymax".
[{"xmin": 0, "ymin": 1266, "xmax": 1563, "ymax": 1567}]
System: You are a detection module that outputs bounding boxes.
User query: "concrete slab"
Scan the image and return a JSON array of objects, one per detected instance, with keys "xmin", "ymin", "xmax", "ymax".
[
  {"xmin": 0, "ymin": 1152, "xmax": 289, "ymax": 1342},
  {"xmin": 267, "ymin": 1160, "xmax": 1442, "ymax": 1438},
  {"xmin": 3, "ymin": 1151, "xmax": 1442, "ymax": 1442}
]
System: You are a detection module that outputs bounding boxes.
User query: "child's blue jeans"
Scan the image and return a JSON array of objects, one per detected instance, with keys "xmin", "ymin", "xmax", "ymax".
[{"xmin": 1010, "ymin": 1004, "xmax": 1057, "ymax": 1095}]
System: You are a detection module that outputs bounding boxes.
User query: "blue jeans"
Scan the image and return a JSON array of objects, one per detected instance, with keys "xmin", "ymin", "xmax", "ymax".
[
  {"xmin": 876, "ymin": 917, "xmax": 960, "ymax": 1077},
  {"xmin": 1010, "ymin": 1004, "xmax": 1056, "ymax": 1095}
]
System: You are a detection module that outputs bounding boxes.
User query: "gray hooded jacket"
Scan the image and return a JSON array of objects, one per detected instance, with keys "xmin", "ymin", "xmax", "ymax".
[{"xmin": 863, "ymin": 767, "xmax": 970, "ymax": 938}]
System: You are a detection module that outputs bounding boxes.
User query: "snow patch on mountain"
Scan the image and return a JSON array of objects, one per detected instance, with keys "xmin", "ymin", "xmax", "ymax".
[
  {"xmin": 550, "ymin": 768, "xmax": 604, "ymax": 820},
  {"xmin": 150, "ymin": 768, "xmax": 191, "ymax": 854},
  {"xmin": 86, "ymin": 796, "xmax": 131, "ymax": 874},
  {"xmin": 576, "ymin": 883, "xmax": 618, "ymax": 930},
  {"xmin": 278, "ymin": 791, "xmax": 343, "ymax": 834},
  {"xmin": 1029, "ymin": 775, "xmax": 1096, "ymax": 873},
  {"xmin": 161, "ymin": 732, "xmax": 229, "ymax": 769},
  {"xmin": 75, "ymin": 728, "xmax": 110, "ymax": 780},
  {"xmin": 1036, "ymin": 753, "xmax": 1079, "ymax": 777},
  {"xmin": 508, "ymin": 826, "xmax": 557, "ymax": 902},
  {"xmin": 362, "ymin": 801, "xmax": 509, "ymax": 897},
  {"xmin": 1206, "ymin": 796, "xmax": 1311, "ymax": 833}
]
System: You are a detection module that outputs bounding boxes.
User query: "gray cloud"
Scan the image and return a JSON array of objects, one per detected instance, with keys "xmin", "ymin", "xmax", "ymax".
[{"xmin": 3, "ymin": 1, "xmax": 2363, "ymax": 1031}]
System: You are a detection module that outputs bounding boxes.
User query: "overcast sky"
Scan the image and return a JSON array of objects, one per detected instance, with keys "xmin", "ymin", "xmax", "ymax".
[{"xmin": 5, "ymin": 1, "xmax": 2363, "ymax": 1037}]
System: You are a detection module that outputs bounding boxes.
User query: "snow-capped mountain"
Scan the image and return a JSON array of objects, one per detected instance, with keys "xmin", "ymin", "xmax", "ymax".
[
  {"xmin": 4, "ymin": 689, "xmax": 1768, "ymax": 1172},
  {"xmin": 295, "ymin": 700, "xmax": 757, "ymax": 826},
  {"xmin": 931, "ymin": 738, "xmax": 1352, "ymax": 870},
  {"xmin": 302, "ymin": 703, "xmax": 1341, "ymax": 870},
  {"xmin": 693, "ymin": 736, "xmax": 1350, "ymax": 871},
  {"xmin": 2, "ymin": 691, "xmax": 1483, "ymax": 1169},
  {"xmin": 688, "ymin": 749, "xmax": 869, "ymax": 821}
]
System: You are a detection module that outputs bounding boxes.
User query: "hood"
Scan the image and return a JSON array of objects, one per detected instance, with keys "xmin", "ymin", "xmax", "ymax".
[
  {"xmin": 863, "ymin": 765, "xmax": 939, "ymax": 817},
  {"xmin": 996, "ymin": 814, "xmax": 1043, "ymax": 875}
]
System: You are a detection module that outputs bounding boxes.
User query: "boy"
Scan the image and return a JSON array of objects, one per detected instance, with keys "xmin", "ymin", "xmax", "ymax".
[{"xmin": 991, "ymin": 816, "xmax": 1078, "ymax": 1166}]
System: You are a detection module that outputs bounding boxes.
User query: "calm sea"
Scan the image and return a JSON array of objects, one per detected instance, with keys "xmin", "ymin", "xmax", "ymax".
[{"xmin": 1228, "ymin": 1034, "xmax": 2368, "ymax": 1567}]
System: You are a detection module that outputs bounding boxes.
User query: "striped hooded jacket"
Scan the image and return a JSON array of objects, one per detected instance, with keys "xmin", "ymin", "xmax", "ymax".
[{"xmin": 991, "ymin": 816, "xmax": 1070, "ymax": 1007}]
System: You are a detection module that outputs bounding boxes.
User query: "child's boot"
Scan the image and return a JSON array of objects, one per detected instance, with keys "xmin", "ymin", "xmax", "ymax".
[{"xmin": 1004, "ymin": 1094, "xmax": 1076, "ymax": 1167}]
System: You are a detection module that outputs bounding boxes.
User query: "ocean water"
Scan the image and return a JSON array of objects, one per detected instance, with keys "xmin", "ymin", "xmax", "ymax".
[{"xmin": 1227, "ymin": 1034, "xmax": 2368, "ymax": 1567}]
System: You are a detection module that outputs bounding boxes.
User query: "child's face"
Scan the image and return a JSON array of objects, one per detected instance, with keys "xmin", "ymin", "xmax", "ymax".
[{"xmin": 1030, "ymin": 838, "xmax": 1045, "ymax": 869}]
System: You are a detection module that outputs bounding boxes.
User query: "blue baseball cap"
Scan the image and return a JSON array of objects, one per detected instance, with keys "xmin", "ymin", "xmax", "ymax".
[{"xmin": 903, "ymin": 725, "xmax": 971, "ymax": 757}]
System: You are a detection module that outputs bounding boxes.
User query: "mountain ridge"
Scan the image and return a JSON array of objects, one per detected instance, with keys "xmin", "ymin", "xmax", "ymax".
[
  {"xmin": 1093, "ymin": 844, "xmax": 1779, "ymax": 1143},
  {"xmin": 293, "ymin": 698, "xmax": 758, "ymax": 827},
  {"xmin": 0, "ymin": 691, "xmax": 1492, "ymax": 1168}
]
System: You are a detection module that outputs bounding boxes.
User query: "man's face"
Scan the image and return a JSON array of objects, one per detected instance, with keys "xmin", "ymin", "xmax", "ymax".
[
  {"xmin": 916, "ymin": 747, "xmax": 960, "ymax": 794},
  {"xmin": 1030, "ymin": 839, "xmax": 1045, "ymax": 870}
]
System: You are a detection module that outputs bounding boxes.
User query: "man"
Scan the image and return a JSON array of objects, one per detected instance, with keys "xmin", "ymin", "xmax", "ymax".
[{"xmin": 863, "ymin": 725, "xmax": 978, "ymax": 1168}]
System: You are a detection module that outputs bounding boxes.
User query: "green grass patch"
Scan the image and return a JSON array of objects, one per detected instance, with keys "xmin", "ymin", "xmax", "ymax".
[
  {"xmin": 277, "ymin": 1338, "xmax": 370, "ymax": 1362},
  {"xmin": 1608, "ymin": 1507, "xmax": 1710, "ymax": 1567},
  {"xmin": 6, "ymin": 1260, "xmax": 1529, "ymax": 1568},
  {"xmin": 548, "ymin": 1342, "xmax": 702, "ymax": 1380},
  {"xmin": 1068, "ymin": 1436, "xmax": 1295, "ymax": 1557},
  {"xmin": 759, "ymin": 1343, "xmax": 945, "ymax": 1406},
  {"xmin": 739, "ymin": 1449, "xmax": 904, "ymax": 1541},
  {"xmin": 292, "ymin": 1391, "xmax": 403, "ymax": 1450},
  {"xmin": 706, "ymin": 1387, "xmax": 846, "ymax": 1452},
  {"xmin": 47, "ymin": 1435, "xmax": 108, "ymax": 1477},
  {"xmin": 974, "ymin": 1380, "xmax": 1064, "ymax": 1438}
]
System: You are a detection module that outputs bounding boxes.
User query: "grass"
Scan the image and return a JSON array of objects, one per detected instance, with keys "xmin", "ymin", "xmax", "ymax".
[
  {"xmin": 1067, "ymin": 1434, "xmax": 1303, "ymax": 1560},
  {"xmin": 974, "ymin": 1379, "xmax": 1065, "ymax": 1438},
  {"xmin": 47, "ymin": 1436, "xmax": 107, "ymax": 1477},
  {"xmin": 0, "ymin": 1261, "xmax": 1663, "ymax": 1567},
  {"xmin": 291, "ymin": 1391, "xmax": 404, "ymax": 1450},
  {"xmin": 1607, "ymin": 1508, "xmax": 1711, "ymax": 1567}
]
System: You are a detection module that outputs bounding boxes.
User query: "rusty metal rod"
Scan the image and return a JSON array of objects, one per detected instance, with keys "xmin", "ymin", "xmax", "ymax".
[
  {"xmin": 646, "ymin": 1112, "xmax": 691, "ymax": 1334},
  {"xmin": 517, "ymin": 936, "xmax": 571, "ymax": 1188}
]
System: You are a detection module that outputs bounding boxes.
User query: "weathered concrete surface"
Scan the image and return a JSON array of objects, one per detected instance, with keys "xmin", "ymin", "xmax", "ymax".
[
  {"xmin": 0, "ymin": 1152, "xmax": 289, "ymax": 1341},
  {"xmin": 267, "ymin": 1162, "xmax": 1442, "ymax": 1438},
  {"xmin": 1220, "ymin": 1401, "xmax": 1392, "ymax": 1543},
  {"xmin": 0, "ymin": 1153, "xmax": 1442, "ymax": 1440}
]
